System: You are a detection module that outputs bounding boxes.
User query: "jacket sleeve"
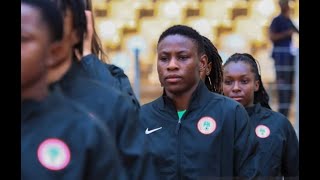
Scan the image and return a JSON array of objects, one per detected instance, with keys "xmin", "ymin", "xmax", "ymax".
[
  {"xmin": 112, "ymin": 94, "xmax": 157, "ymax": 180},
  {"xmin": 233, "ymin": 104, "xmax": 260, "ymax": 179},
  {"xmin": 282, "ymin": 118, "xmax": 299, "ymax": 179},
  {"xmin": 80, "ymin": 54, "xmax": 116, "ymax": 87},
  {"xmin": 107, "ymin": 64, "xmax": 141, "ymax": 110},
  {"xmin": 81, "ymin": 54, "xmax": 140, "ymax": 110},
  {"xmin": 86, "ymin": 116, "xmax": 128, "ymax": 180}
]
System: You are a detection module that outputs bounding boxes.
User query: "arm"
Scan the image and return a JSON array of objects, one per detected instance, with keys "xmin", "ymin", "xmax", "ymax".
[
  {"xmin": 86, "ymin": 116, "xmax": 128, "ymax": 180},
  {"xmin": 269, "ymin": 17, "xmax": 297, "ymax": 42},
  {"xmin": 282, "ymin": 119, "xmax": 299, "ymax": 179},
  {"xmin": 113, "ymin": 95, "xmax": 155, "ymax": 180},
  {"xmin": 269, "ymin": 29, "xmax": 294, "ymax": 42},
  {"xmin": 74, "ymin": 10, "xmax": 93, "ymax": 60}
]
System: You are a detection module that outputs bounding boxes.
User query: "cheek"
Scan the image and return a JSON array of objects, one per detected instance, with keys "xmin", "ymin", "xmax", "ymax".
[
  {"xmin": 222, "ymin": 84, "xmax": 231, "ymax": 95},
  {"xmin": 243, "ymin": 86, "xmax": 255, "ymax": 102},
  {"xmin": 157, "ymin": 64, "xmax": 164, "ymax": 79},
  {"xmin": 21, "ymin": 43, "xmax": 47, "ymax": 85},
  {"xmin": 185, "ymin": 62, "xmax": 199, "ymax": 78}
]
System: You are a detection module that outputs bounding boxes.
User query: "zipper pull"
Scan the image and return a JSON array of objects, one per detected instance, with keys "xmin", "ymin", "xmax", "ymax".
[{"xmin": 175, "ymin": 119, "xmax": 181, "ymax": 134}]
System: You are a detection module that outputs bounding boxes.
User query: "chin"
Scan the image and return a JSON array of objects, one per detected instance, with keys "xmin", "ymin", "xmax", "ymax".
[{"xmin": 165, "ymin": 86, "xmax": 184, "ymax": 95}]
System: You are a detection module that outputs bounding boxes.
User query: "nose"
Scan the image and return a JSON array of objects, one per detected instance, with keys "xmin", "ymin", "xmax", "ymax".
[
  {"xmin": 232, "ymin": 81, "xmax": 241, "ymax": 93},
  {"xmin": 167, "ymin": 58, "xmax": 178, "ymax": 70}
]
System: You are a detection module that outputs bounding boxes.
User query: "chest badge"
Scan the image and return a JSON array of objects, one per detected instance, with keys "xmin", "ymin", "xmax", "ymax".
[
  {"xmin": 197, "ymin": 116, "xmax": 216, "ymax": 135},
  {"xmin": 255, "ymin": 125, "xmax": 271, "ymax": 138},
  {"xmin": 37, "ymin": 138, "xmax": 71, "ymax": 171}
]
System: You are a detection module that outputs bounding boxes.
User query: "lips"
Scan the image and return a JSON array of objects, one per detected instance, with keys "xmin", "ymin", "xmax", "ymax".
[
  {"xmin": 231, "ymin": 96, "xmax": 243, "ymax": 102},
  {"xmin": 165, "ymin": 74, "xmax": 182, "ymax": 83}
]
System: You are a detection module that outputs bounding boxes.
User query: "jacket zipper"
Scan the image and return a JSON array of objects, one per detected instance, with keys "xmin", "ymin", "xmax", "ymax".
[{"xmin": 175, "ymin": 115, "xmax": 182, "ymax": 179}]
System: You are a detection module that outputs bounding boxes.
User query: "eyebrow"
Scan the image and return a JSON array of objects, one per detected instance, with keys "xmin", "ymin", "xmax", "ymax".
[
  {"xmin": 158, "ymin": 49, "xmax": 191, "ymax": 54},
  {"xmin": 224, "ymin": 73, "xmax": 251, "ymax": 77}
]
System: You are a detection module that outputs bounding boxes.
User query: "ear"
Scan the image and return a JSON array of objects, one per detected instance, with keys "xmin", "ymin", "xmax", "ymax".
[
  {"xmin": 70, "ymin": 29, "xmax": 80, "ymax": 46},
  {"xmin": 46, "ymin": 41, "xmax": 64, "ymax": 68},
  {"xmin": 254, "ymin": 80, "xmax": 260, "ymax": 92},
  {"xmin": 199, "ymin": 54, "xmax": 208, "ymax": 73}
]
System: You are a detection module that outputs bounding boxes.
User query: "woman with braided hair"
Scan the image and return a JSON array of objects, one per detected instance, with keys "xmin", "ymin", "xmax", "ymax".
[
  {"xmin": 200, "ymin": 35, "xmax": 223, "ymax": 94},
  {"xmin": 223, "ymin": 53, "xmax": 299, "ymax": 179}
]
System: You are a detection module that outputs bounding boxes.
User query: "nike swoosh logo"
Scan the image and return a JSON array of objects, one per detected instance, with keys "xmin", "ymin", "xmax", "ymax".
[{"xmin": 145, "ymin": 127, "xmax": 162, "ymax": 134}]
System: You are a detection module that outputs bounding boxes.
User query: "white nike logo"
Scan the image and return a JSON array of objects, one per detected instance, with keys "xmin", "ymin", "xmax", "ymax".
[{"xmin": 145, "ymin": 127, "xmax": 162, "ymax": 134}]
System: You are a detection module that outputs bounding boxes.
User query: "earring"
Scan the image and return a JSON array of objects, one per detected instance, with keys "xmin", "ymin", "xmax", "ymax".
[{"xmin": 207, "ymin": 75, "xmax": 213, "ymax": 91}]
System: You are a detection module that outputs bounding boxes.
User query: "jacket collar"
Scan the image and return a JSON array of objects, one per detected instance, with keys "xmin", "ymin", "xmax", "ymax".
[
  {"xmin": 246, "ymin": 103, "xmax": 272, "ymax": 120},
  {"xmin": 21, "ymin": 84, "xmax": 64, "ymax": 123},
  {"xmin": 159, "ymin": 80, "xmax": 212, "ymax": 112},
  {"xmin": 21, "ymin": 99, "xmax": 43, "ymax": 123}
]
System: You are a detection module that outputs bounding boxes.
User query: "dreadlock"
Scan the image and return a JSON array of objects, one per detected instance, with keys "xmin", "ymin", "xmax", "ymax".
[
  {"xmin": 224, "ymin": 53, "xmax": 271, "ymax": 109},
  {"xmin": 202, "ymin": 36, "xmax": 223, "ymax": 94}
]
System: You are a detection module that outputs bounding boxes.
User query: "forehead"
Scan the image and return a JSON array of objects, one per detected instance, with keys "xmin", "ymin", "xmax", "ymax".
[
  {"xmin": 158, "ymin": 34, "xmax": 197, "ymax": 53},
  {"xmin": 21, "ymin": 4, "xmax": 42, "ymax": 27},
  {"xmin": 224, "ymin": 61, "xmax": 252, "ymax": 75}
]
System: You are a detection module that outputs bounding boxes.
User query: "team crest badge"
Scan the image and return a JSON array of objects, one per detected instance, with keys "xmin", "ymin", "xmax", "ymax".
[
  {"xmin": 255, "ymin": 125, "xmax": 271, "ymax": 138},
  {"xmin": 197, "ymin": 116, "xmax": 216, "ymax": 135},
  {"xmin": 37, "ymin": 138, "xmax": 71, "ymax": 171}
]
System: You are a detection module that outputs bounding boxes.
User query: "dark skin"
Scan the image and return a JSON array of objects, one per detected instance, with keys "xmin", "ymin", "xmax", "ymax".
[
  {"xmin": 223, "ymin": 61, "xmax": 259, "ymax": 108},
  {"xmin": 21, "ymin": 3, "xmax": 52, "ymax": 101},
  {"xmin": 47, "ymin": 8, "xmax": 79, "ymax": 84},
  {"xmin": 157, "ymin": 34, "xmax": 207, "ymax": 110}
]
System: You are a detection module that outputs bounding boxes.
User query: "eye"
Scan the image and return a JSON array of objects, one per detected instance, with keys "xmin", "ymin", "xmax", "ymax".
[
  {"xmin": 178, "ymin": 55, "xmax": 188, "ymax": 61},
  {"xmin": 223, "ymin": 80, "xmax": 232, "ymax": 85},
  {"xmin": 158, "ymin": 56, "xmax": 168, "ymax": 62},
  {"xmin": 241, "ymin": 79, "xmax": 249, "ymax": 84}
]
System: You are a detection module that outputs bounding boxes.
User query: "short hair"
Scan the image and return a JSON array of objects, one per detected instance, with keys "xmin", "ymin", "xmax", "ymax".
[
  {"xmin": 22, "ymin": 0, "xmax": 63, "ymax": 42},
  {"xmin": 158, "ymin": 25, "xmax": 205, "ymax": 56}
]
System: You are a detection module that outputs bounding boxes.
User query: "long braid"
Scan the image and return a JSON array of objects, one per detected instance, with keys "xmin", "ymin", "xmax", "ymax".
[
  {"xmin": 202, "ymin": 36, "xmax": 223, "ymax": 94},
  {"xmin": 224, "ymin": 53, "xmax": 271, "ymax": 109}
]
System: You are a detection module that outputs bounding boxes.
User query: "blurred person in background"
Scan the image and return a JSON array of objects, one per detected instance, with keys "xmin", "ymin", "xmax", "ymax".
[{"xmin": 269, "ymin": 0, "xmax": 299, "ymax": 117}]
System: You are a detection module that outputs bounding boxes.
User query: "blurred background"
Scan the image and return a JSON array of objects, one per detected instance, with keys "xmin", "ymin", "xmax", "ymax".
[{"xmin": 91, "ymin": 0, "xmax": 299, "ymax": 133}]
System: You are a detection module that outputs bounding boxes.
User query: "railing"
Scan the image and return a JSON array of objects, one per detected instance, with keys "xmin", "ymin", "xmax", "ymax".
[
  {"xmin": 294, "ymin": 50, "xmax": 299, "ymax": 139},
  {"xmin": 271, "ymin": 47, "xmax": 299, "ymax": 139}
]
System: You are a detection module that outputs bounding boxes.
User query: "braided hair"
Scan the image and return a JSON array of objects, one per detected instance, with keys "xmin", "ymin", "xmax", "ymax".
[
  {"xmin": 224, "ymin": 53, "xmax": 271, "ymax": 109},
  {"xmin": 202, "ymin": 36, "xmax": 223, "ymax": 94}
]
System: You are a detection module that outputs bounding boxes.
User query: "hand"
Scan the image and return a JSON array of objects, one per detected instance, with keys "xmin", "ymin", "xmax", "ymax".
[{"xmin": 75, "ymin": 10, "xmax": 94, "ymax": 61}]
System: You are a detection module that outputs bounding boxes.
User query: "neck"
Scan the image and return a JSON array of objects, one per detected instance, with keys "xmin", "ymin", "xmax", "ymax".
[
  {"xmin": 21, "ymin": 77, "xmax": 48, "ymax": 102},
  {"xmin": 281, "ymin": 9, "xmax": 290, "ymax": 17},
  {"xmin": 47, "ymin": 56, "xmax": 72, "ymax": 84},
  {"xmin": 165, "ymin": 83, "xmax": 198, "ymax": 111}
]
